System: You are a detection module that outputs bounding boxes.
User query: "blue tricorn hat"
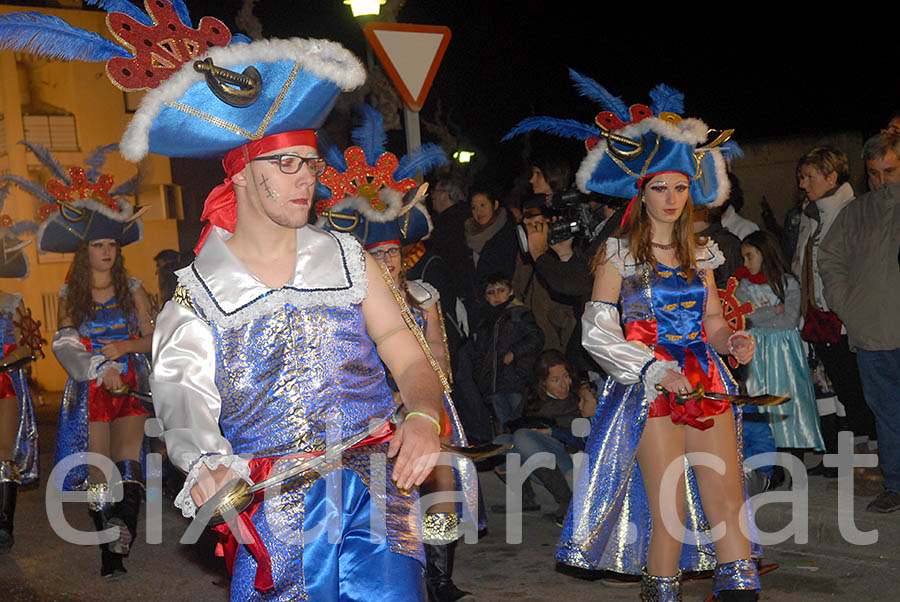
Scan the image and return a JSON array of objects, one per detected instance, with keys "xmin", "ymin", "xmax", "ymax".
[
  {"xmin": 36, "ymin": 199, "xmax": 144, "ymax": 254},
  {"xmin": 504, "ymin": 69, "xmax": 741, "ymax": 207},
  {"xmin": 316, "ymin": 105, "xmax": 445, "ymax": 248}
]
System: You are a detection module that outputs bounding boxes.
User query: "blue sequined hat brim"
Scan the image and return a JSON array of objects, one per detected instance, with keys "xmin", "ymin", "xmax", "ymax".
[
  {"xmin": 120, "ymin": 37, "xmax": 365, "ymax": 162},
  {"xmin": 0, "ymin": 239, "xmax": 30, "ymax": 279}
]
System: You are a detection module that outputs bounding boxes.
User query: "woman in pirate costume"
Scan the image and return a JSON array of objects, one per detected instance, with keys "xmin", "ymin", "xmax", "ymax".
[
  {"xmin": 0, "ymin": 194, "xmax": 41, "ymax": 555},
  {"xmin": 505, "ymin": 72, "xmax": 760, "ymax": 601},
  {"xmin": 1, "ymin": 141, "xmax": 151, "ymax": 577},
  {"xmin": 317, "ymin": 104, "xmax": 478, "ymax": 602}
]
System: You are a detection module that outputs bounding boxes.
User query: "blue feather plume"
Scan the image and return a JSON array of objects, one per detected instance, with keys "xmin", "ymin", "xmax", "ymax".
[
  {"xmin": 719, "ymin": 140, "xmax": 744, "ymax": 159},
  {"xmin": 352, "ymin": 105, "xmax": 388, "ymax": 162},
  {"xmin": 0, "ymin": 184, "xmax": 10, "ymax": 211},
  {"xmin": 11, "ymin": 220, "xmax": 38, "ymax": 236},
  {"xmin": 18, "ymin": 141, "xmax": 70, "ymax": 184},
  {"xmin": 394, "ymin": 143, "xmax": 447, "ymax": 181},
  {"xmin": 0, "ymin": 12, "xmax": 131, "ymax": 61},
  {"xmin": 231, "ymin": 33, "xmax": 252, "ymax": 44},
  {"xmin": 0, "ymin": 175, "xmax": 56, "ymax": 205},
  {"xmin": 84, "ymin": 144, "xmax": 119, "ymax": 182},
  {"xmin": 84, "ymin": 1, "xmax": 153, "ymax": 26},
  {"xmin": 110, "ymin": 174, "xmax": 139, "ymax": 198},
  {"xmin": 316, "ymin": 130, "xmax": 347, "ymax": 173},
  {"xmin": 168, "ymin": 0, "xmax": 193, "ymax": 28},
  {"xmin": 502, "ymin": 116, "xmax": 600, "ymax": 142},
  {"xmin": 568, "ymin": 69, "xmax": 630, "ymax": 123},
  {"xmin": 648, "ymin": 83, "xmax": 684, "ymax": 116}
]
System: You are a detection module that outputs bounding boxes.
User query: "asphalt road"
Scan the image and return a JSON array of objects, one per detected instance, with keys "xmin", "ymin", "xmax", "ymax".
[{"xmin": 2, "ymin": 392, "xmax": 898, "ymax": 601}]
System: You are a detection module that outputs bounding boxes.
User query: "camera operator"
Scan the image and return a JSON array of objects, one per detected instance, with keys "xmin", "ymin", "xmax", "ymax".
[{"xmin": 523, "ymin": 189, "xmax": 628, "ymax": 377}]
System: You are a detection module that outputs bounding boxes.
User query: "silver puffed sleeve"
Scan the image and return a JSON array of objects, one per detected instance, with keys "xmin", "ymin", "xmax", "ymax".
[
  {"xmin": 52, "ymin": 328, "xmax": 107, "ymax": 382},
  {"xmin": 581, "ymin": 301, "xmax": 677, "ymax": 390},
  {"xmin": 151, "ymin": 301, "xmax": 251, "ymax": 517}
]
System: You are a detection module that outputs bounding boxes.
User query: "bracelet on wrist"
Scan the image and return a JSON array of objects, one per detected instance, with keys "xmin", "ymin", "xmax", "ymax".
[{"xmin": 404, "ymin": 411, "xmax": 441, "ymax": 435}]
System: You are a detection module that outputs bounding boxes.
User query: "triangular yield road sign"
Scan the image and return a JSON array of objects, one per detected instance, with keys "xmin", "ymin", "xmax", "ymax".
[{"xmin": 364, "ymin": 22, "xmax": 451, "ymax": 112}]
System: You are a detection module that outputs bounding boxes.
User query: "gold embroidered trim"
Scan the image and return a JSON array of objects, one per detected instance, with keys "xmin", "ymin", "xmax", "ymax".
[
  {"xmin": 687, "ymin": 331, "xmax": 700, "ymax": 340},
  {"xmin": 665, "ymin": 334, "xmax": 683, "ymax": 342},
  {"xmin": 171, "ymin": 283, "xmax": 194, "ymax": 310},
  {"xmin": 681, "ymin": 301, "xmax": 696, "ymax": 308},
  {"xmin": 167, "ymin": 62, "xmax": 302, "ymax": 141},
  {"xmin": 661, "ymin": 303, "xmax": 677, "ymax": 311},
  {"xmin": 379, "ymin": 263, "xmax": 452, "ymax": 396},
  {"xmin": 0, "ymin": 460, "xmax": 21, "ymax": 485},
  {"xmin": 87, "ymin": 482, "xmax": 111, "ymax": 512},
  {"xmin": 422, "ymin": 512, "xmax": 460, "ymax": 543}
]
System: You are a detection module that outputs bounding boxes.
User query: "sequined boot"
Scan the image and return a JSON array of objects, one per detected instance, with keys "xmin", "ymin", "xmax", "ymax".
[
  {"xmin": 0, "ymin": 461, "xmax": 20, "ymax": 554},
  {"xmin": 640, "ymin": 567, "xmax": 682, "ymax": 602},
  {"xmin": 712, "ymin": 558, "xmax": 759, "ymax": 601},
  {"xmin": 424, "ymin": 513, "xmax": 471, "ymax": 602},
  {"xmin": 88, "ymin": 483, "xmax": 126, "ymax": 579},
  {"xmin": 108, "ymin": 460, "xmax": 144, "ymax": 556}
]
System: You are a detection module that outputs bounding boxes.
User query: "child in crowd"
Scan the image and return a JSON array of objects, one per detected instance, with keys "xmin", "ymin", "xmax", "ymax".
[
  {"xmin": 472, "ymin": 273, "xmax": 544, "ymax": 433},
  {"xmin": 735, "ymin": 231, "xmax": 825, "ymax": 466}
]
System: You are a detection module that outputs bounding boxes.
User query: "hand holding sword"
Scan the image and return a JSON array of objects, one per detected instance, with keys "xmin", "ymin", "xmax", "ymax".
[{"xmin": 654, "ymin": 383, "xmax": 789, "ymax": 407}]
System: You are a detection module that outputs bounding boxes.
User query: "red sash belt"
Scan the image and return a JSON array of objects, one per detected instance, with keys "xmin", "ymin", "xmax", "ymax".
[{"xmin": 211, "ymin": 421, "xmax": 395, "ymax": 593}]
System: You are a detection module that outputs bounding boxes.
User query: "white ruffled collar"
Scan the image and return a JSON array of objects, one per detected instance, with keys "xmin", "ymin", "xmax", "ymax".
[
  {"xmin": 605, "ymin": 237, "xmax": 724, "ymax": 278},
  {"xmin": 178, "ymin": 225, "xmax": 367, "ymax": 329}
]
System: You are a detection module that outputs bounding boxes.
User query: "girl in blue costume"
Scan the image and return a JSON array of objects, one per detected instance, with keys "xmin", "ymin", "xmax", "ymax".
[
  {"xmin": 736, "ymin": 230, "xmax": 825, "ymax": 453},
  {"xmin": 505, "ymin": 73, "xmax": 761, "ymax": 601},
  {"xmin": 0, "ymin": 225, "xmax": 41, "ymax": 555}
]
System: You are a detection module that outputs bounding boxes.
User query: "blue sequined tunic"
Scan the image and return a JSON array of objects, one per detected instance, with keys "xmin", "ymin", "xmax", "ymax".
[
  {"xmin": 152, "ymin": 226, "xmax": 426, "ymax": 601},
  {"xmin": 556, "ymin": 241, "xmax": 761, "ymax": 575},
  {"xmin": 0, "ymin": 293, "xmax": 39, "ymax": 486}
]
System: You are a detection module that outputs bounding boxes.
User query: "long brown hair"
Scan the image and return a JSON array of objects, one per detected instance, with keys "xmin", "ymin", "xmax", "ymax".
[
  {"xmin": 741, "ymin": 230, "xmax": 791, "ymax": 302},
  {"xmin": 65, "ymin": 241, "xmax": 136, "ymax": 330},
  {"xmin": 526, "ymin": 349, "xmax": 572, "ymax": 414},
  {"xmin": 593, "ymin": 176, "xmax": 700, "ymax": 277}
]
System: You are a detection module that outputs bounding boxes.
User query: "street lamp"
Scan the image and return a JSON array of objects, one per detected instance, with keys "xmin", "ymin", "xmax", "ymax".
[
  {"xmin": 344, "ymin": 0, "xmax": 385, "ymax": 17},
  {"xmin": 453, "ymin": 150, "xmax": 475, "ymax": 164}
]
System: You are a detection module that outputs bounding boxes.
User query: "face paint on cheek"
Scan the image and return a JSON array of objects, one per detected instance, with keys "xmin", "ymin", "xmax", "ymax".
[{"xmin": 259, "ymin": 174, "xmax": 280, "ymax": 202}]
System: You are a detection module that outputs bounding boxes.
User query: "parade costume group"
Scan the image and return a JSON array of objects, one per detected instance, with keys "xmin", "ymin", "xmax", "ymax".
[{"xmin": 0, "ymin": 2, "xmax": 775, "ymax": 601}]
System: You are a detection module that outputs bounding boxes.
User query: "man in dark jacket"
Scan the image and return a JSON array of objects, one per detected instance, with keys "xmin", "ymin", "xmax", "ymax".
[{"xmin": 472, "ymin": 273, "xmax": 544, "ymax": 432}]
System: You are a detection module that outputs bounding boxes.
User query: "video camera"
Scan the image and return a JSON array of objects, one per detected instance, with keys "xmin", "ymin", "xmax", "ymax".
[{"xmin": 516, "ymin": 189, "xmax": 604, "ymax": 255}]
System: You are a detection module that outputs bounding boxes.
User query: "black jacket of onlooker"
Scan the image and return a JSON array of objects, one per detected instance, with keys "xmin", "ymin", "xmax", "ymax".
[{"xmin": 472, "ymin": 298, "xmax": 544, "ymax": 397}]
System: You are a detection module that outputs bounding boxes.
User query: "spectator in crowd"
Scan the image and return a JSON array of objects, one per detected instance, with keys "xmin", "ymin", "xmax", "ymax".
[
  {"xmin": 792, "ymin": 146, "xmax": 877, "ymax": 472},
  {"xmin": 720, "ymin": 173, "xmax": 760, "ymax": 241},
  {"xmin": 693, "ymin": 204, "xmax": 743, "ymax": 288},
  {"xmin": 153, "ymin": 249, "xmax": 182, "ymax": 305},
  {"xmin": 428, "ymin": 175, "xmax": 477, "ymax": 315},
  {"xmin": 466, "ymin": 188, "xmax": 519, "ymax": 290},
  {"xmin": 736, "ymin": 230, "xmax": 825, "ymax": 461},
  {"xmin": 819, "ymin": 131, "xmax": 900, "ymax": 513},
  {"xmin": 472, "ymin": 273, "xmax": 544, "ymax": 432},
  {"xmin": 886, "ymin": 110, "xmax": 900, "ymax": 135}
]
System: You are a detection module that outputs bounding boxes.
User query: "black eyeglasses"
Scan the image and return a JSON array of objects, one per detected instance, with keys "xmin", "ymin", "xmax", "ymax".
[
  {"xmin": 370, "ymin": 247, "xmax": 401, "ymax": 260},
  {"xmin": 251, "ymin": 153, "xmax": 326, "ymax": 176}
]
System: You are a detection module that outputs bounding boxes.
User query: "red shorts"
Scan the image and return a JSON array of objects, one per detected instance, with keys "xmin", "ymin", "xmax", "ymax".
[
  {"xmin": 648, "ymin": 395, "xmax": 731, "ymax": 419},
  {"xmin": 0, "ymin": 372, "xmax": 14, "ymax": 399},
  {"xmin": 88, "ymin": 360, "xmax": 150, "ymax": 423}
]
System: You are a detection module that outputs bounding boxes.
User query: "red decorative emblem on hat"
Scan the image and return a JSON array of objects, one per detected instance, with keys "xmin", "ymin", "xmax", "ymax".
[
  {"xmin": 586, "ymin": 103, "xmax": 653, "ymax": 150},
  {"xmin": 316, "ymin": 147, "xmax": 417, "ymax": 214},
  {"xmin": 106, "ymin": 0, "xmax": 232, "ymax": 91},
  {"xmin": 45, "ymin": 167, "xmax": 118, "ymax": 212}
]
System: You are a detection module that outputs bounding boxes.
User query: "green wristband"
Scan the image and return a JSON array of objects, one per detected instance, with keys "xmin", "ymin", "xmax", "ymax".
[{"xmin": 405, "ymin": 411, "xmax": 441, "ymax": 435}]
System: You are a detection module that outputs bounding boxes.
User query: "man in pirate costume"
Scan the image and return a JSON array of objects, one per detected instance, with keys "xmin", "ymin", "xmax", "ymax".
[
  {"xmin": 316, "ymin": 103, "xmax": 479, "ymax": 601},
  {"xmin": 0, "ymin": 198, "xmax": 41, "ymax": 555},
  {"xmin": 0, "ymin": 2, "xmax": 443, "ymax": 598}
]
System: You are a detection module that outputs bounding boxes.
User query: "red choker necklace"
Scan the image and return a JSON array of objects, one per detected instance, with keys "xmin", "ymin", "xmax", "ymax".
[{"xmin": 651, "ymin": 241, "xmax": 677, "ymax": 250}]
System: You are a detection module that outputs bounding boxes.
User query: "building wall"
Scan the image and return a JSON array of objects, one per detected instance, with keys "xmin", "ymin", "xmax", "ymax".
[{"xmin": 0, "ymin": 5, "xmax": 179, "ymax": 390}]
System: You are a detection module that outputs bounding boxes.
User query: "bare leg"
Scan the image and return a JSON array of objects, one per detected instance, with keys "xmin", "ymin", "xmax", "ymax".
[
  {"xmin": 87, "ymin": 421, "xmax": 111, "ymax": 483},
  {"xmin": 421, "ymin": 463, "xmax": 457, "ymax": 514},
  {"xmin": 109, "ymin": 415, "xmax": 146, "ymax": 463},
  {"xmin": 636, "ymin": 416, "xmax": 687, "ymax": 576},
  {"xmin": 685, "ymin": 411, "xmax": 752, "ymax": 564},
  {"xmin": 0, "ymin": 397, "xmax": 18, "ymax": 461}
]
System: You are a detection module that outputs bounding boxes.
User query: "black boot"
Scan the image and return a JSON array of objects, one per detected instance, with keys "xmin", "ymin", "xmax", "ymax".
[
  {"xmin": 533, "ymin": 467, "xmax": 572, "ymax": 526},
  {"xmin": 716, "ymin": 591, "xmax": 758, "ymax": 601},
  {"xmin": 425, "ymin": 541, "xmax": 472, "ymax": 602},
  {"xmin": 108, "ymin": 461, "xmax": 144, "ymax": 557},
  {"xmin": 88, "ymin": 483, "xmax": 127, "ymax": 579},
  {"xmin": 0, "ymin": 478, "xmax": 18, "ymax": 554}
]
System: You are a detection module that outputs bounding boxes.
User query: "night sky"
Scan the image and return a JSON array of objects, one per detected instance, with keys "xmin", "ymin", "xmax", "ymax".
[{"xmin": 135, "ymin": 2, "xmax": 900, "ymax": 191}]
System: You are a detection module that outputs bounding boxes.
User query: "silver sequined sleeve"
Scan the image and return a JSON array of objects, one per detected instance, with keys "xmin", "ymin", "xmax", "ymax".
[
  {"xmin": 51, "ymin": 328, "xmax": 107, "ymax": 382},
  {"xmin": 581, "ymin": 301, "xmax": 677, "ymax": 393}
]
